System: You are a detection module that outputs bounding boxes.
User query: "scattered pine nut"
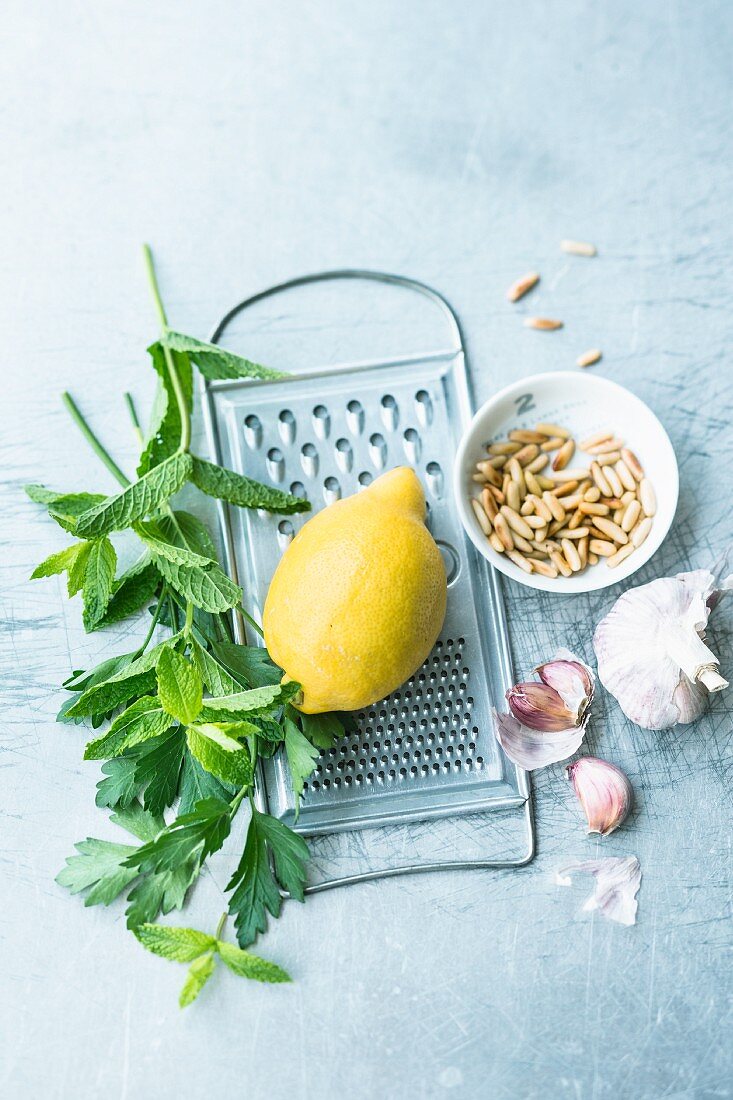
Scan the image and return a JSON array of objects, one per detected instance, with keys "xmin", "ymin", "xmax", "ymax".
[
  {"xmin": 588, "ymin": 551, "xmax": 599, "ymax": 565},
  {"xmin": 542, "ymin": 491, "xmax": 566, "ymax": 523},
  {"xmin": 604, "ymin": 465, "xmax": 624, "ymax": 498},
  {"xmin": 487, "ymin": 454, "xmax": 508, "ymax": 468},
  {"xmin": 501, "ymin": 505, "xmax": 534, "ymax": 541},
  {"xmin": 586, "ymin": 437, "xmax": 624, "ymax": 455},
  {"xmin": 561, "ymin": 239, "xmax": 597, "ymax": 257},
  {"xmin": 506, "ymin": 272, "xmax": 540, "ymax": 303},
  {"xmin": 507, "ymin": 481, "xmax": 521, "ymax": 513},
  {"xmin": 525, "ymin": 470, "xmax": 544, "ymax": 497},
  {"xmin": 583, "ymin": 485, "xmax": 601, "ymax": 502},
  {"xmin": 524, "ymin": 317, "xmax": 564, "ymax": 331},
  {"xmin": 591, "ymin": 462, "xmax": 613, "ymax": 497},
  {"xmin": 576, "ymin": 348, "xmax": 602, "ymax": 369}
]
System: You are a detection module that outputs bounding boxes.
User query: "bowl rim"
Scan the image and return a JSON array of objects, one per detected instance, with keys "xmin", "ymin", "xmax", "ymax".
[{"xmin": 453, "ymin": 370, "xmax": 679, "ymax": 593}]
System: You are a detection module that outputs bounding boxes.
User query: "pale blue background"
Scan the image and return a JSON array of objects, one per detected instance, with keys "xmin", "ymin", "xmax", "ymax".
[{"xmin": 2, "ymin": 2, "xmax": 732, "ymax": 1098}]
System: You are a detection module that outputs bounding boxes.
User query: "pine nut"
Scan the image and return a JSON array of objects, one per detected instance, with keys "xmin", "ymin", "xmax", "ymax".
[
  {"xmin": 613, "ymin": 508, "xmax": 624, "ymax": 525},
  {"xmin": 507, "ymin": 271, "xmax": 540, "ymax": 302},
  {"xmin": 524, "ymin": 514, "xmax": 547, "ymax": 529},
  {"xmin": 591, "ymin": 462, "xmax": 612, "ymax": 496},
  {"xmin": 532, "ymin": 559, "xmax": 559, "ymax": 578},
  {"xmin": 621, "ymin": 448, "xmax": 644, "ymax": 481},
  {"xmin": 578, "ymin": 535, "xmax": 589, "ymax": 568},
  {"xmin": 606, "ymin": 543, "xmax": 635, "ymax": 569},
  {"xmin": 579, "ymin": 501, "xmax": 610, "ymax": 517},
  {"xmin": 603, "ymin": 465, "xmax": 624, "ymax": 497},
  {"xmin": 561, "ymin": 239, "xmax": 597, "ymax": 257},
  {"xmin": 583, "ymin": 485, "xmax": 601, "ymax": 502},
  {"xmin": 507, "ymin": 458, "xmax": 526, "ymax": 494},
  {"xmin": 477, "ymin": 461, "xmax": 503, "ymax": 487},
  {"xmin": 481, "ymin": 487, "xmax": 498, "ymax": 521},
  {"xmin": 513, "ymin": 443, "xmax": 540, "ymax": 465},
  {"xmin": 593, "ymin": 516, "xmax": 628, "ymax": 544},
  {"xmin": 525, "ymin": 317, "xmax": 563, "ymax": 331},
  {"xmin": 549, "ymin": 549, "xmax": 573, "ymax": 577},
  {"xmin": 542, "ymin": 491, "xmax": 566, "ymax": 522},
  {"xmin": 615, "ymin": 460, "xmax": 637, "ymax": 492},
  {"xmin": 589, "ymin": 538, "xmax": 616, "ymax": 557},
  {"xmin": 620, "ymin": 490, "xmax": 636, "ymax": 506},
  {"xmin": 534, "ymin": 525, "xmax": 548, "ymax": 543},
  {"xmin": 552, "ymin": 526, "xmax": 590, "ymax": 540},
  {"xmin": 512, "ymin": 533, "xmax": 534, "ymax": 553},
  {"xmin": 509, "ymin": 429, "xmax": 548, "ymax": 444},
  {"xmin": 488, "ymin": 485, "xmax": 505, "ymax": 503},
  {"xmin": 534, "ymin": 495, "xmax": 554, "ymax": 522},
  {"xmin": 597, "ymin": 451, "xmax": 622, "ymax": 466},
  {"xmin": 585, "ymin": 438, "xmax": 624, "ymax": 455},
  {"xmin": 489, "ymin": 531, "xmax": 505, "ymax": 554},
  {"xmin": 576, "ymin": 348, "xmax": 602, "ymax": 368},
  {"xmin": 507, "ymin": 549, "xmax": 533, "ymax": 574},
  {"xmin": 547, "ymin": 467, "xmax": 589, "ymax": 482},
  {"xmin": 580, "ymin": 430, "xmax": 614, "ymax": 449},
  {"xmin": 520, "ymin": 497, "xmax": 535, "ymax": 515},
  {"xmin": 562, "ymin": 538, "xmax": 582, "ymax": 571},
  {"xmin": 631, "ymin": 517, "xmax": 653, "ymax": 548},
  {"xmin": 541, "ymin": 436, "xmax": 565, "ymax": 452},
  {"xmin": 553, "ymin": 480, "xmax": 579, "ymax": 498},
  {"xmin": 472, "ymin": 497, "xmax": 492, "ymax": 535},
  {"xmin": 640, "ymin": 479, "xmax": 656, "ymax": 517},
  {"xmin": 536, "ymin": 475, "xmax": 555, "ymax": 490},
  {"xmin": 552, "ymin": 439, "xmax": 576, "ymax": 471},
  {"xmin": 493, "ymin": 512, "xmax": 514, "ymax": 550},
  {"xmin": 535, "ymin": 422, "xmax": 571, "ymax": 439},
  {"xmin": 525, "ymin": 454, "xmax": 549, "ymax": 474},
  {"xmin": 568, "ymin": 509, "xmax": 584, "ymax": 530},
  {"xmin": 472, "ymin": 473, "xmax": 488, "ymax": 484},
  {"xmin": 525, "ymin": 470, "xmax": 544, "ymax": 497},
  {"xmin": 588, "ymin": 551, "xmax": 599, "ymax": 565},
  {"xmin": 507, "ymin": 481, "xmax": 521, "ymax": 513},
  {"xmin": 487, "ymin": 454, "xmax": 508, "ymax": 468},
  {"xmin": 558, "ymin": 494, "xmax": 583, "ymax": 509},
  {"xmin": 501, "ymin": 505, "xmax": 534, "ymax": 541},
  {"xmin": 489, "ymin": 441, "xmax": 521, "ymax": 455},
  {"xmin": 621, "ymin": 499, "xmax": 641, "ymax": 532}
]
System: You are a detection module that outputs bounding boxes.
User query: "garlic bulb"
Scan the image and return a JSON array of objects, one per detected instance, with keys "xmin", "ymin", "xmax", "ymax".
[
  {"xmin": 566, "ymin": 757, "xmax": 633, "ymax": 835},
  {"xmin": 593, "ymin": 560, "xmax": 732, "ymax": 730},
  {"xmin": 556, "ymin": 856, "xmax": 642, "ymax": 926},
  {"xmin": 495, "ymin": 648, "xmax": 595, "ymax": 769}
]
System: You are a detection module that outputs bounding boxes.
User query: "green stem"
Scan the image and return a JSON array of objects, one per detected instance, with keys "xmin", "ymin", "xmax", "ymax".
[
  {"xmin": 214, "ymin": 912, "xmax": 227, "ymax": 940},
  {"xmin": 62, "ymin": 393, "xmax": 130, "ymax": 487},
  {"xmin": 134, "ymin": 586, "xmax": 167, "ymax": 657},
  {"xmin": 241, "ymin": 605, "xmax": 265, "ymax": 639},
  {"xmin": 124, "ymin": 392, "xmax": 145, "ymax": 448},
  {"xmin": 230, "ymin": 786, "xmax": 249, "ymax": 816},
  {"xmin": 184, "ymin": 601, "xmax": 194, "ymax": 635},
  {"xmin": 142, "ymin": 243, "xmax": 191, "ymax": 452}
]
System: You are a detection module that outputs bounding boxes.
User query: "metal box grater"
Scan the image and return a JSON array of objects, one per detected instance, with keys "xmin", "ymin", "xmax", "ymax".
[{"xmin": 201, "ymin": 271, "xmax": 533, "ymax": 880}]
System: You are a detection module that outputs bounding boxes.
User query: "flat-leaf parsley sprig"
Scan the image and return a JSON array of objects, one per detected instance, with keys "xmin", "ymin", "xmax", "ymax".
[{"xmin": 30, "ymin": 246, "xmax": 343, "ymax": 1006}]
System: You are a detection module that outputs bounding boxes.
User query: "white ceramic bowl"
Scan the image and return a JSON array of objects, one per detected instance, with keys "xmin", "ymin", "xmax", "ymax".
[{"xmin": 453, "ymin": 371, "xmax": 678, "ymax": 593}]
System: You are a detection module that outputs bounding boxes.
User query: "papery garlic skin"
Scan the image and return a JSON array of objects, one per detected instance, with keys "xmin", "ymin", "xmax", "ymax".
[
  {"xmin": 556, "ymin": 856, "xmax": 641, "ymax": 926},
  {"xmin": 494, "ymin": 709, "xmax": 587, "ymax": 770},
  {"xmin": 593, "ymin": 567, "xmax": 729, "ymax": 730},
  {"xmin": 566, "ymin": 757, "xmax": 633, "ymax": 836}
]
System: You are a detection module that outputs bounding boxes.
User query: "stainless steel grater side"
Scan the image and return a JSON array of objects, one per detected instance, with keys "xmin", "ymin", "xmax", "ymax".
[{"xmin": 200, "ymin": 270, "xmax": 534, "ymax": 887}]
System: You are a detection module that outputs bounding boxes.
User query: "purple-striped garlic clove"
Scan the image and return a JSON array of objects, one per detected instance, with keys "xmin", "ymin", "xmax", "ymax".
[{"xmin": 566, "ymin": 757, "xmax": 633, "ymax": 836}]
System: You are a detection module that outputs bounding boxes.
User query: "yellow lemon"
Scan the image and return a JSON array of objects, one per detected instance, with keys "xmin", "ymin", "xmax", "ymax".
[{"xmin": 263, "ymin": 466, "xmax": 447, "ymax": 714}]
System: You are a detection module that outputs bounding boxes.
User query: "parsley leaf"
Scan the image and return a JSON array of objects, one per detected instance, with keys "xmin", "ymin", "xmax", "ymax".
[
  {"xmin": 209, "ymin": 641, "xmax": 282, "ymax": 687},
  {"xmin": 298, "ymin": 710, "xmax": 345, "ymax": 750},
  {"xmin": 178, "ymin": 753, "xmax": 232, "ymax": 815},
  {"xmin": 124, "ymin": 798, "xmax": 233, "ymax": 875},
  {"xmin": 83, "ymin": 696, "xmax": 171, "ymax": 760},
  {"xmin": 284, "ymin": 717, "xmax": 320, "ymax": 805},
  {"xmin": 156, "ymin": 648, "xmax": 202, "ymax": 725},
  {"xmin": 227, "ymin": 809, "xmax": 309, "ymax": 947},
  {"xmin": 96, "ymin": 756, "xmax": 141, "ymax": 809},
  {"xmin": 190, "ymin": 455, "xmax": 309, "ymax": 515},
  {"xmin": 56, "ymin": 839, "xmax": 138, "ymax": 905}
]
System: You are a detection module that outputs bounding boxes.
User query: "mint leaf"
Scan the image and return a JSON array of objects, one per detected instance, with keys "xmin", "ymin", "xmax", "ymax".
[
  {"xmin": 138, "ymin": 522, "xmax": 242, "ymax": 613},
  {"xmin": 82, "ymin": 537, "xmax": 117, "ymax": 631},
  {"xmin": 161, "ymin": 331, "xmax": 285, "ymax": 383},
  {"xmin": 124, "ymin": 798, "xmax": 232, "ymax": 875},
  {"xmin": 157, "ymin": 510, "xmax": 218, "ymax": 561},
  {"xmin": 227, "ymin": 808, "xmax": 309, "ymax": 947},
  {"xmin": 134, "ymin": 923, "xmax": 216, "ymax": 962},
  {"xmin": 190, "ymin": 455, "xmax": 309, "ymax": 515},
  {"xmin": 209, "ymin": 642, "xmax": 281, "ymax": 688},
  {"xmin": 56, "ymin": 839, "xmax": 138, "ymax": 906},
  {"xmin": 284, "ymin": 717, "xmax": 320, "ymax": 804},
  {"xmin": 216, "ymin": 941, "xmax": 291, "ymax": 984},
  {"xmin": 31, "ymin": 541, "xmax": 88, "ymax": 589},
  {"xmin": 192, "ymin": 640, "xmax": 241, "ymax": 697},
  {"xmin": 178, "ymin": 753, "xmax": 232, "ymax": 815},
  {"xmin": 83, "ymin": 696, "xmax": 171, "ymax": 760},
  {"xmin": 179, "ymin": 952, "xmax": 216, "ymax": 1007},
  {"xmin": 96, "ymin": 756, "xmax": 141, "ymax": 809},
  {"xmin": 157, "ymin": 648, "xmax": 202, "ymax": 725},
  {"xmin": 76, "ymin": 453, "xmax": 192, "ymax": 538},
  {"xmin": 98, "ymin": 559, "xmax": 160, "ymax": 627},
  {"xmin": 199, "ymin": 683, "xmax": 296, "ymax": 721},
  {"xmin": 68, "ymin": 636, "xmax": 181, "ymax": 719},
  {"xmin": 299, "ymin": 710, "xmax": 345, "ymax": 750},
  {"xmin": 67, "ymin": 541, "xmax": 94, "ymax": 597},
  {"xmin": 138, "ymin": 344, "xmax": 193, "ymax": 475},
  {"xmin": 26, "ymin": 485, "xmax": 107, "ymax": 533},
  {"xmin": 186, "ymin": 724, "xmax": 253, "ymax": 787}
]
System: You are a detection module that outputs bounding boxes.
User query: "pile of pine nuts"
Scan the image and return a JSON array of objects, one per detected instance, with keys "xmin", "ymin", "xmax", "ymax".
[{"xmin": 470, "ymin": 422, "xmax": 656, "ymax": 580}]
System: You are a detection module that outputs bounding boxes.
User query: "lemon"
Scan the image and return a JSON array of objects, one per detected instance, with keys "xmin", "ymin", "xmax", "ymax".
[{"xmin": 263, "ymin": 466, "xmax": 447, "ymax": 714}]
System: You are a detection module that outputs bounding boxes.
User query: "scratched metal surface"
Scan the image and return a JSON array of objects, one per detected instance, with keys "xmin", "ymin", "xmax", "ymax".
[{"xmin": 1, "ymin": 2, "xmax": 732, "ymax": 1098}]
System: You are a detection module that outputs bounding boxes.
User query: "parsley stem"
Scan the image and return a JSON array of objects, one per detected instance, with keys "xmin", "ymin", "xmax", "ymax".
[
  {"xmin": 62, "ymin": 392, "xmax": 130, "ymax": 488},
  {"xmin": 214, "ymin": 912, "xmax": 227, "ymax": 940},
  {"xmin": 142, "ymin": 243, "xmax": 191, "ymax": 453}
]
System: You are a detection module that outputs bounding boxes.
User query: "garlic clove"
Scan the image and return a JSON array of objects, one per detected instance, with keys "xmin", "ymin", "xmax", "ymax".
[
  {"xmin": 556, "ymin": 856, "xmax": 642, "ymax": 926},
  {"xmin": 535, "ymin": 650, "xmax": 595, "ymax": 722},
  {"xmin": 494, "ymin": 709, "xmax": 587, "ymax": 770},
  {"xmin": 566, "ymin": 757, "xmax": 633, "ymax": 835},
  {"xmin": 593, "ymin": 565, "xmax": 729, "ymax": 730},
  {"xmin": 506, "ymin": 682, "xmax": 576, "ymax": 732}
]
